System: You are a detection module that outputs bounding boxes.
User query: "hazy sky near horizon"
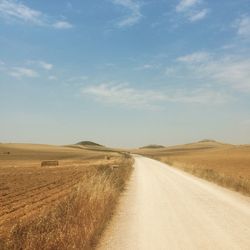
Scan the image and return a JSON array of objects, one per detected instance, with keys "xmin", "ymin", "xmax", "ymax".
[{"xmin": 0, "ymin": 0, "xmax": 250, "ymax": 147}]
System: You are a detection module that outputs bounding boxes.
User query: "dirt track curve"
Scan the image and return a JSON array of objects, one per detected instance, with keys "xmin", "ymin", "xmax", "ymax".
[{"xmin": 97, "ymin": 155, "xmax": 250, "ymax": 250}]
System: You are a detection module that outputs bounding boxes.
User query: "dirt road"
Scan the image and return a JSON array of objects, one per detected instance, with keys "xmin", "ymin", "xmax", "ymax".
[{"xmin": 97, "ymin": 156, "xmax": 250, "ymax": 250}]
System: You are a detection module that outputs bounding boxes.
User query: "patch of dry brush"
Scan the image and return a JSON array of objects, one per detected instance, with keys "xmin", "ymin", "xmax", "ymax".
[{"xmin": 1, "ymin": 157, "xmax": 133, "ymax": 250}]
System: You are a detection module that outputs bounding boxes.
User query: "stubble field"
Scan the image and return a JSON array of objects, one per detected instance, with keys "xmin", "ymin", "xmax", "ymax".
[{"xmin": 0, "ymin": 143, "xmax": 133, "ymax": 249}]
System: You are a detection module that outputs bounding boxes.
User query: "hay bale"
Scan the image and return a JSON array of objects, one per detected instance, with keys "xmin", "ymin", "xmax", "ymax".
[{"xmin": 41, "ymin": 161, "xmax": 59, "ymax": 167}]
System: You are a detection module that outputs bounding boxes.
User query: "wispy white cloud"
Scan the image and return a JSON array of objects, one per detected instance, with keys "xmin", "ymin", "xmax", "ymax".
[
  {"xmin": 0, "ymin": 0, "xmax": 43, "ymax": 24},
  {"xmin": 0, "ymin": 0, "xmax": 73, "ymax": 29},
  {"xmin": 52, "ymin": 20, "xmax": 73, "ymax": 29},
  {"xmin": 48, "ymin": 75, "xmax": 57, "ymax": 80},
  {"xmin": 176, "ymin": 0, "xmax": 200, "ymax": 13},
  {"xmin": 177, "ymin": 52, "xmax": 210, "ymax": 63},
  {"xmin": 176, "ymin": 52, "xmax": 250, "ymax": 92},
  {"xmin": 111, "ymin": 0, "xmax": 142, "ymax": 27},
  {"xmin": 82, "ymin": 83, "xmax": 228, "ymax": 109},
  {"xmin": 140, "ymin": 64, "xmax": 154, "ymax": 69},
  {"xmin": 233, "ymin": 15, "xmax": 250, "ymax": 38},
  {"xmin": 135, "ymin": 64, "xmax": 160, "ymax": 70},
  {"xmin": 175, "ymin": 0, "xmax": 208, "ymax": 22},
  {"xmin": 39, "ymin": 61, "xmax": 53, "ymax": 70},
  {"xmin": 1, "ymin": 60, "xmax": 53, "ymax": 78},
  {"xmin": 9, "ymin": 67, "xmax": 39, "ymax": 79},
  {"xmin": 188, "ymin": 8, "xmax": 208, "ymax": 22},
  {"xmin": 27, "ymin": 60, "xmax": 53, "ymax": 70}
]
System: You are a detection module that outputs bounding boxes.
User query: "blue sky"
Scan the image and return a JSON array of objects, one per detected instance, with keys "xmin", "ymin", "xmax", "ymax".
[{"xmin": 0, "ymin": 0, "xmax": 250, "ymax": 147}]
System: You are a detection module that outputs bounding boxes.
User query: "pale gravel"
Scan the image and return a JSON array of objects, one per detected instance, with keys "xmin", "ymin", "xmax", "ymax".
[{"xmin": 97, "ymin": 155, "xmax": 250, "ymax": 250}]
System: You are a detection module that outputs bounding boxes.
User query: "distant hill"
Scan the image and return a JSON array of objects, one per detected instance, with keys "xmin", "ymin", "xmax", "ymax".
[
  {"xmin": 140, "ymin": 144, "xmax": 165, "ymax": 149},
  {"xmin": 198, "ymin": 139, "xmax": 220, "ymax": 143},
  {"xmin": 76, "ymin": 141, "xmax": 103, "ymax": 147},
  {"xmin": 134, "ymin": 140, "xmax": 232, "ymax": 154},
  {"xmin": 194, "ymin": 139, "xmax": 229, "ymax": 147},
  {"xmin": 161, "ymin": 139, "xmax": 232, "ymax": 152}
]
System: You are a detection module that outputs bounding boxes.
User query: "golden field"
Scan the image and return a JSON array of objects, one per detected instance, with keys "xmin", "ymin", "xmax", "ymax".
[
  {"xmin": 135, "ymin": 140, "xmax": 250, "ymax": 196},
  {"xmin": 0, "ymin": 143, "xmax": 133, "ymax": 249}
]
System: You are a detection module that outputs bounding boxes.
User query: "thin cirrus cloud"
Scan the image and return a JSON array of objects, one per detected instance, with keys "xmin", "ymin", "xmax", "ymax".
[
  {"xmin": 0, "ymin": 0, "xmax": 73, "ymax": 29},
  {"xmin": 110, "ymin": 0, "xmax": 142, "ymax": 27},
  {"xmin": 175, "ymin": 0, "xmax": 208, "ymax": 22},
  {"xmin": 188, "ymin": 9, "xmax": 208, "ymax": 22},
  {"xmin": 27, "ymin": 60, "xmax": 53, "ymax": 70},
  {"xmin": 81, "ymin": 83, "xmax": 228, "ymax": 109},
  {"xmin": 9, "ymin": 67, "xmax": 39, "ymax": 79},
  {"xmin": 176, "ymin": 0, "xmax": 200, "ymax": 12},
  {"xmin": 233, "ymin": 15, "xmax": 250, "ymax": 38},
  {"xmin": 48, "ymin": 75, "xmax": 57, "ymax": 81},
  {"xmin": 1, "ymin": 60, "xmax": 54, "ymax": 78},
  {"xmin": 176, "ymin": 52, "xmax": 250, "ymax": 92},
  {"xmin": 177, "ymin": 51, "xmax": 211, "ymax": 63},
  {"xmin": 52, "ymin": 21, "xmax": 73, "ymax": 29},
  {"xmin": 135, "ymin": 64, "xmax": 160, "ymax": 71},
  {"xmin": 39, "ymin": 61, "xmax": 53, "ymax": 70}
]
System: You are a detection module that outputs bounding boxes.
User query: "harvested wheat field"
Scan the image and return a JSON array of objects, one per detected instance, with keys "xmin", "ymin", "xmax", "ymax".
[
  {"xmin": 135, "ymin": 140, "xmax": 250, "ymax": 196},
  {"xmin": 0, "ymin": 143, "xmax": 133, "ymax": 250}
]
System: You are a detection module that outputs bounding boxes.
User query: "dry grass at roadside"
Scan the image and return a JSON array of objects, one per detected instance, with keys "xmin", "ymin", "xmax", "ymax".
[
  {"xmin": 2, "ymin": 157, "xmax": 133, "ymax": 250},
  {"xmin": 0, "ymin": 144, "xmax": 133, "ymax": 250},
  {"xmin": 136, "ymin": 141, "xmax": 250, "ymax": 196},
  {"xmin": 161, "ymin": 158, "xmax": 250, "ymax": 196}
]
